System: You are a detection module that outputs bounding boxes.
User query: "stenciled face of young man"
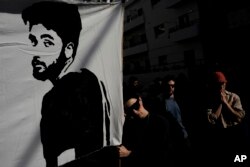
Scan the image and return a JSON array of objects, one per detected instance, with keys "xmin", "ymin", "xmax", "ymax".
[{"xmin": 28, "ymin": 23, "xmax": 73, "ymax": 81}]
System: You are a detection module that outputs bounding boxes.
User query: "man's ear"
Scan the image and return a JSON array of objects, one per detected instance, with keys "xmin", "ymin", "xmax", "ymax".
[{"xmin": 65, "ymin": 42, "xmax": 74, "ymax": 59}]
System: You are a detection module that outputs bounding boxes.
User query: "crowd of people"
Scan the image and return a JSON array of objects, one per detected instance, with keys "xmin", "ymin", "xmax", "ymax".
[{"xmin": 120, "ymin": 70, "xmax": 249, "ymax": 167}]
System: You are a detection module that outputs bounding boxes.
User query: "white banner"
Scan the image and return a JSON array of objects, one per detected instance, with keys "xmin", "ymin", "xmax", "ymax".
[{"xmin": 0, "ymin": 0, "xmax": 124, "ymax": 166}]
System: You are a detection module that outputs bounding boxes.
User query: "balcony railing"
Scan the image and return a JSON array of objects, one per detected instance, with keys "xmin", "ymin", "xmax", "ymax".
[{"xmin": 168, "ymin": 18, "xmax": 199, "ymax": 34}]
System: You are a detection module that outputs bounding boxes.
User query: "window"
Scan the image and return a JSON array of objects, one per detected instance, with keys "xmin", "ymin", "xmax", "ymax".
[
  {"xmin": 178, "ymin": 12, "xmax": 191, "ymax": 28},
  {"xmin": 154, "ymin": 23, "xmax": 166, "ymax": 38},
  {"xmin": 158, "ymin": 55, "xmax": 168, "ymax": 66}
]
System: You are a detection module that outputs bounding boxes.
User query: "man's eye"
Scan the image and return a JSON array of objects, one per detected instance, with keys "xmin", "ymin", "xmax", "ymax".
[
  {"xmin": 29, "ymin": 38, "xmax": 38, "ymax": 46},
  {"xmin": 31, "ymin": 40, "xmax": 37, "ymax": 46},
  {"xmin": 44, "ymin": 40, "xmax": 54, "ymax": 47}
]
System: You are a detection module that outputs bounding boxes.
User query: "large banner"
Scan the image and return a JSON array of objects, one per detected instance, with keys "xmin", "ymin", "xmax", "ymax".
[{"xmin": 0, "ymin": 0, "xmax": 124, "ymax": 166}]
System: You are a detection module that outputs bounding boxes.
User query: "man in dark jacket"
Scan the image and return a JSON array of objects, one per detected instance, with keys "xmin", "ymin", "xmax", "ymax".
[{"xmin": 118, "ymin": 95, "xmax": 172, "ymax": 167}]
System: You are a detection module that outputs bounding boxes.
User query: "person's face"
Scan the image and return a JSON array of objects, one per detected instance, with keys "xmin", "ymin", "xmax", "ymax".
[
  {"xmin": 214, "ymin": 82, "xmax": 226, "ymax": 93},
  {"xmin": 28, "ymin": 24, "xmax": 65, "ymax": 81},
  {"xmin": 167, "ymin": 80, "xmax": 175, "ymax": 95},
  {"xmin": 124, "ymin": 98, "xmax": 140, "ymax": 119},
  {"xmin": 133, "ymin": 80, "xmax": 139, "ymax": 87}
]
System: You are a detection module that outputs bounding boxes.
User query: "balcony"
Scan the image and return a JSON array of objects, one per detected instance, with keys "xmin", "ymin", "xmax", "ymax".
[
  {"xmin": 168, "ymin": 19, "xmax": 199, "ymax": 42},
  {"xmin": 124, "ymin": 16, "xmax": 144, "ymax": 32},
  {"xmin": 124, "ymin": 43, "xmax": 148, "ymax": 57},
  {"xmin": 165, "ymin": 0, "xmax": 182, "ymax": 8}
]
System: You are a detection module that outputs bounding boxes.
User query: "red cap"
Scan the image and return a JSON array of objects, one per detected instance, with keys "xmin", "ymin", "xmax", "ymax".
[{"xmin": 214, "ymin": 71, "xmax": 227, "ymax": 83}]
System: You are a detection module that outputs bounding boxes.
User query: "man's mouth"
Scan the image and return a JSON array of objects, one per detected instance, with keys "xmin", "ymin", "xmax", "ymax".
[{"xmin": 32, "ymin": 59, "xmax": 46, "ymax": 72}]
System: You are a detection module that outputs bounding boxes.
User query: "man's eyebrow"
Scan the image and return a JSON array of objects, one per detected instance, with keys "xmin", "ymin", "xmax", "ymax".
[{"xmin": 41, "ymin": 34, "xmax": 54, "ymax": 40}]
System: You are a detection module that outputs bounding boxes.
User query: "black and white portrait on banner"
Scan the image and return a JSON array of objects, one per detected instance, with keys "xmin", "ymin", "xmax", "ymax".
[{"xmin": 0, "ymin": 1, "xmax": 124, "ymax": 167}]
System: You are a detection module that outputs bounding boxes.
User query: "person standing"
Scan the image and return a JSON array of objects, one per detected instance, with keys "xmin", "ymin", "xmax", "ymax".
[
  {"xmin": 205, "ymin": 71, "xmax": 247, "ymax": 166},
  {"xmin": 118, "ymin": 95, "xmax": 172, "ymax": 167},
  {"xmin": 151, "ymin": 75, "xmax": 191, "ymax": 167}
]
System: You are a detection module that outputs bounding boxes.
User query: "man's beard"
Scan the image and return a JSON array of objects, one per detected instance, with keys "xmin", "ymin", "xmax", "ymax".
[{"xmin": 32, "ymin": 54, "xmax": 68, "ymax": 81}]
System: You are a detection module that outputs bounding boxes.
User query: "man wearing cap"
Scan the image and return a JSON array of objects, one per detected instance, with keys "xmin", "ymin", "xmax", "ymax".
[
  {"xmin": 206, "ymin": 71, "xmax": 247, "ymax": 166},
  {"xmin": 207, "ymin": 71, "xmax": 245, "ymax": 128}
]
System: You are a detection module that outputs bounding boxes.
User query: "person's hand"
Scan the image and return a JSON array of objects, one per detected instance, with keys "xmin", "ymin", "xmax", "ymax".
[
  {"xmin": 117, "ymin": 145, "xmax": 131, "ymax": 158},
  {"xmin": 220, "ymin": 91, "xmax": 227, "ymax": 104}
]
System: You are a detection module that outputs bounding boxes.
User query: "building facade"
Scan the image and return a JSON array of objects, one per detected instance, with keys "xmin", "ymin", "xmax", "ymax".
[{"xmin": 123, "ymin": 0, "xmax": 204, "ymax": 84}]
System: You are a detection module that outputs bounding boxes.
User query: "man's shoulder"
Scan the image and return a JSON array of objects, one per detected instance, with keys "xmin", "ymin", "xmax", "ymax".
[
  {"xmin": 80, "ymin": 68, "xmax": 96, "ymax": 76},
  {"xmin": 149, "ymin": 113, "xmax": 170, "ymax": 126},
  {"xmin": 225, "ymin": 90, "xmax": 240, "ymax": 99},
  {"xmin": 59, "ymin": 68, "xmax": 100, "ymax": 89},
  {"xmin": 64, "ymin": 68, "xmax": 98, "ymax": 80}
]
